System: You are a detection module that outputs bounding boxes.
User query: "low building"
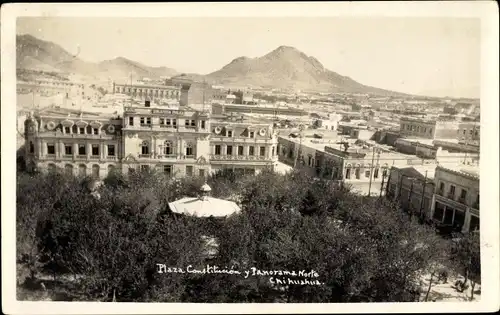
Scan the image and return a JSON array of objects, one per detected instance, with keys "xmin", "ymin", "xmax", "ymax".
[
  {"xmin": 457, "ymin": 121, "xmax": 480, "ymax": 146},
  {"xmin": 386, "ymin": 165, "xmax": 436, "ymax": 217},
  {"xmin": 399, "ymin": 117, "xmax": 459, "ymax": 140},
  {"xmin": 430, "ymin": 165, "xmax": 480, "ymax": 233}
]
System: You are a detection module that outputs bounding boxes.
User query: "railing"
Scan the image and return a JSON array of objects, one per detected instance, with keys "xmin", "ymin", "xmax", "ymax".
[
  {"xmin": 458, "ymin": 197, "xmax": 467, "ymax": 204},
  {"xmin": 77, "ymin": 155, "xmax": 87, "ymax": 159},
  {"xmin": 63, "ymin": 154, "xmax": 73, "ymax": 159},
  {"xmin": 209, "ymin": 154, "xmax": 269, "ymax": 161},
  {"xmin": 156, "ymin": 154, "xmax": 176, "ymax": 159},
  {"xmin": 106, "ymin": 156, "xmax": 118, "ymax": 161},
  {"xmin": 472, "ymin": 202, "xmax": 479, "ymax": 209},
  {"xmin": 138, "ymin": 154, "xmax": 151, "ymax": 158},
  {"xmin": 437, "ymin": 189, "xmax": 444, "ymax": 196},
  {"xmin": 447, "ymin": 193, "xmax": 455, "ymax": 200},
  {"xmin": 90, "ymin": 155, "xmax": 100, "ymax": 160}
]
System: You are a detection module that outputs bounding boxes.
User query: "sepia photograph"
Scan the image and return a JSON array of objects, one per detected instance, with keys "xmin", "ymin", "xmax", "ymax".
[{"xmin": 2, "ymin": 2, "xmax": 499, "ymax": 314}]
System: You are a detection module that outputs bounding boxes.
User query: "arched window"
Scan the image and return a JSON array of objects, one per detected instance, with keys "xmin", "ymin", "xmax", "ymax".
[
  {"xmin": 78, "ymin": 164, "xmax": 87, "ymax": 177},
  {"xmin": 163, "ymin": 141, "xmax": 172, "ymax": 155},
  {"xmin": 382, "ymin": 164, "xmax": 389, "ymax": 177},
  {"xmin": 107, "ymin": 164, "xmax": 115, "ymax": 175},
  {"xmin": 355, "ymin": 165, "xmax": 361, "ymax": 179},
  {"xmin": 345, "ymin": 164, "xmax": 352, "ymax": 179},
  {"xmin": 64, "ymin": 164, "xmax": 73, "ymax": 176},
  {"xmin": 92, "ymin": 164, "xmax": 100, "ymax": 179},
  {"xmin": 185, "ymin": 142, "xmax": 194, "ymax": 156},
  {"xmin": 141, "ymin": 141, "xmax": 149, "ymax": 155}
]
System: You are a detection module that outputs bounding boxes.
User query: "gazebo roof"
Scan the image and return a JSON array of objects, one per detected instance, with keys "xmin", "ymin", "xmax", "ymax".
[{"xmin": 168, "ymin": 196, "xmax": 241, "ymax": 218}]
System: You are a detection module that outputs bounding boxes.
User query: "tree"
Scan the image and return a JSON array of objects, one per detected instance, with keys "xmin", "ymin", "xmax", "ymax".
[{"xmin": 450, "ymin": 231, "xmax": 481, "ymax": 300}]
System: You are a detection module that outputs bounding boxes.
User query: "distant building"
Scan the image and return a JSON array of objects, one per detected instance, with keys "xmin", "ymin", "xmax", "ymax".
[
  {"xmin": 457, "ymin": 121, "xmax": 480, "ymax": 145},
  {"xmin": 113, "ymin": 82, "xmax": 181, "ymax": 102},
  {"xmin": 399, "ymin": 117, "xmax": 459, "ymax": 140}
]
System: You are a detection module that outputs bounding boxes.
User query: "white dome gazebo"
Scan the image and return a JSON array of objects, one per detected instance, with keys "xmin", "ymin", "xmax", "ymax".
[
  {"xmin": 168, "ymin": 183, "xmax": 241, "ymax": 218},
  {"xmin": 168, "ymin": 183, "xmax": 241, "ymax": 259}
]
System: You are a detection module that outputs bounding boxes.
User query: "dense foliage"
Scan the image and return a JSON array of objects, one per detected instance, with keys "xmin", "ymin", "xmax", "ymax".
[{"xmin": 16, "ymin": 168, "xmax": 474, "ymax": 302}]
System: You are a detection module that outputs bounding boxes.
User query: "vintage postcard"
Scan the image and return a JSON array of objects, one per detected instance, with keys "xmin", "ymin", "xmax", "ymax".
[{"xmin": 1, "ymin": 2, "xmax": 499, "ymax": 314}]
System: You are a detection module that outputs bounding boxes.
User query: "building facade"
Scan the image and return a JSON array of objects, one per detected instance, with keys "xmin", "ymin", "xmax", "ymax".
[
  {"xmin": 457, "ymin": 122, "xmax": 480, "ymax": 145},
  {"xmin": 23, "ymin": 103, "xmax": 278, "ymax": 178},
  {"xmin": 429, "ymin": 165, "xmax": 480, "ymax": 233},
  {"xmin": 113, "ymin": 82, "xmax": 181, "ymax": 102},
  {"xmin": 386, "ymin": 165, "xmax": 436, "ymax": 218},
  {"xmin": 399, "ymin": 117, "xmax": 459, "ymax": 140}
]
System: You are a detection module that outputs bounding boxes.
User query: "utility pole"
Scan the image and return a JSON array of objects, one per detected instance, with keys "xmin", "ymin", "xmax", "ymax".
[
  {"xmin": 367, "ymin": 146, "xmax": 376, "ymax": 196},
  {"xmin": 419, "ymin": 170, "xmax": 428, "ymax": 220}
]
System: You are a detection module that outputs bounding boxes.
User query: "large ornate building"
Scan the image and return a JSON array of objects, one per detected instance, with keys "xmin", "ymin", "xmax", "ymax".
[{"xmin": 23, "ymin": 103, "xmax": 279, "ymax": 178}]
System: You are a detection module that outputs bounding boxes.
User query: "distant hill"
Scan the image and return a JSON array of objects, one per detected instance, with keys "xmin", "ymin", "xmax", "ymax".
[
  {"xmin": 174, "ymin": 46, "xmax": 409, "ymax": 96},
  {"xmin": 16, "ymin": 34, "xmax": 178, "ymax": 81},
  {"xmin": 18, "ymin": 35, "xmax": 408, "ymax": 96}
]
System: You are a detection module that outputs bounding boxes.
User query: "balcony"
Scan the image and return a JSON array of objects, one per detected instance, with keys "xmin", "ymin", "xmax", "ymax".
[
  {"xmin": 138, "ymin": 154, "xmax": 151, "ymax": 158},
  {"xmin": 447, "ymin": 193, "xmax": 455, "ymax": 200},
  {"xmin": 436, "ymin": 189, "xmax": 444, "ymax": 196},
  {"xmin": 90, "ymin": 155, "xmax": 100, "ymax": 160},
  {"xmin": 157, "ymin": 154, "xmax": 177, "ymax": 159},
  {"xmin": 77, "ymin": 155, "xmax": 87, "ymax": 159},
  {"xmin": 62, "ymin": 154, "xmax": 73, "ymax": 159},
  {"xmin": 209, "ymin": 154, "xmax": 269, "ymax": 161},
  {"xmin": 106, "ymin": 156, "xmax": 118, "ymax": 161},
  {"xmin": 159, "ymin": 124, "xmax": 174, "ymax": 129},
  {"xmin": 458, "ymin": 197, "xmax": 467, "ymax": 204}
]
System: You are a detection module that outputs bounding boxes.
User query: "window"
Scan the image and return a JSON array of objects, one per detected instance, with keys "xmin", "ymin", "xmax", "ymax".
[
  {"xmin": 79, "ymin": 127, "xmax": 85, "ymax": 134},
  {"xmin": 199, "ymin": 169, "xmax": 205, "ymax": 177},
  {"xmin": 238, "ymin": 146, "xmax": 244, "ymax": 155},
  {"xmin": 140, "ymin": 165, "xmax": 150, "ymax": 172},
  {"xmin": 47, "ymin": 144, "xmax": 55, "ymax": 155},
  {"xmin": 64, "ymin": 144, "xmax": 72, "ymax": 155},
  {"xmin": 29, "ymin": 141, "xmax": 34, "ymax": 153},
  {"xmin": 129, "ymin": 117, "xmax": 134, "ymax": 126},
  {"xmin": 141, "ymin": 141, "xmax": 149, "ymax": 155},
  {"xmin": 146, "ymin": 117, "xmax": 151, "ymax": 125},
  {"xmin": 429, "ymin": 128, "xmax": 433, "ymax": 134},
  {"xmin": 272, "ymin": 147, "xmax": 275, "ymax": 156},
  {"xmin": 226, "ymin": 145, "xmax": 233, "ymax": 155},
  {"xmin": 140, "ymin": 117, "xmax": 145, "ymax": 125},
  {"xmin": 78, "ymin": 144, "xmax": 86, "ymax": 155},
  {"xmin": 439, "ymin": 182, "xmax": 445, "ymax": 192},
  {"xmin": 190, "ymin": 120, "xmax": 196, "ymax": 127},
  {"xmin": 107, "ymin": 145, "xmax": 115, "ymax": 156},
  {"xmin": 365, "ymin": 170, "xmax": 371, "ymax": 178},
  {"xmin": 249, "ymin": 146, "xmax": 255, "ymax": 156},
  {"xmin": 185, "ymin": 143, "xmax": 194, "ymax": 156},
  {"xmin": 92, "ymin": 144, "xmax": 99, "ymax": 156},
  {"xmin": 201, "ymin": 121, "xmax": 206, "ymax": 129},
  {"xmin": 186, "ymin": 165, "xmax": 193, "ymax": 176},
  {"xmin": 227, "ymin": 130, "xmax": 233, "ymax": 137},
  {"xmin": 382, "ymin": 168, "xmax": 388, "ymax": 177},
  {"xmin": 160, "ymin": 118, "xmax": 165, "ymax": 125},
  {"xmin": 260, "ymin": 146, "xmax": 265, "ymax": 156},
  {"xmin": 185, "ymin": 119, "xmax": 190, "ymax": 127},
  {"xmin": 308, "ymin": 156, "xmax": 312, "ymax": 166},
  {"xmin": 374, "ymin": 168, "xmax": 379, "ymax": 179},
  {"xmin": 64, "ymin": 126, "xmax": 71, "ymax": 134},
  {"xmin": 93, "ymin": 128, "xmax": 99, "ymax": 135},
  {"xmin": 345, "ymin": 167, "xmax": 351, "ymax": 179},
  {"xmin": 449, "ymin": 185, "xmax": 456, "ymax": 198},
  {"xmin": 215, "ymin": 145, "xmax": 221, "ymax": 155},
  {"xmin": 163, "ymin": 165, "xmax": 172, "ymax": 176},
  {"xmin": 463, "ymin": 129, "xmax": 466, "ymax": 135},
  {"xmin": 460, "ymin": 189, "xmax": 467, "ymax": 199},
  {"xmin": 172, "ymin": 119, "xmax": 177, "ymax": 127},
  {"xmin": 163, "ymin": 141, "xmax": 172, "ymax": 155}
]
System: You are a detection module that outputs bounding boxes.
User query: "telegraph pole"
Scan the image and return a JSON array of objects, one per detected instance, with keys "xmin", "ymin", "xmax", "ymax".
[
  {"xmin": 367, "ymin": 146, "xmax": 376, "ymax": 196},
  {"xmin": 419, "ymin": 170, "xmax": 428, "ymax": 220}
]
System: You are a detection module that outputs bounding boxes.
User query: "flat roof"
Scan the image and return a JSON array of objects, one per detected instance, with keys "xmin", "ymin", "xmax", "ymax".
[{"xmin": 437, "ymin": 164, "xmax": 479, "ymax": 179}]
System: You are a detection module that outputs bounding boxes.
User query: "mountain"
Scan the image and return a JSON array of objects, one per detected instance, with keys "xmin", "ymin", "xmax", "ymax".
[
  {"xmin": 175, "ymin": 45, "xmax": 407, "ymax": 96},
  {"xmin": 16, "ymin": 34, "xmax": 178, "ymax": 81}
]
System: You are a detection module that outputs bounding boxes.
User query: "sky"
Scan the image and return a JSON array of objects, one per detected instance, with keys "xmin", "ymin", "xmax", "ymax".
[{"xmin": 17, "ymin": 17, "xmax": 481, "ymax": 98}]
